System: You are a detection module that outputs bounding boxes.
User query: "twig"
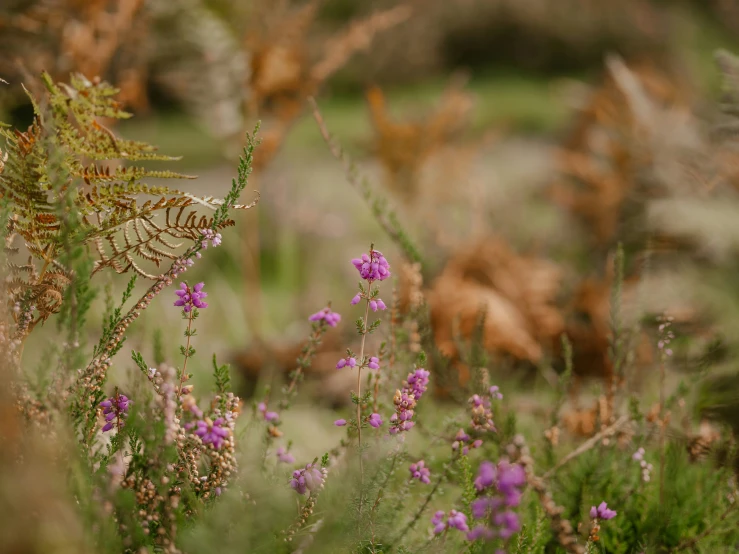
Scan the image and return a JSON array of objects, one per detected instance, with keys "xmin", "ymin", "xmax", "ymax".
[{"xmin": 543, "ymin": 415, "xmax": 630, "ymax": 479}]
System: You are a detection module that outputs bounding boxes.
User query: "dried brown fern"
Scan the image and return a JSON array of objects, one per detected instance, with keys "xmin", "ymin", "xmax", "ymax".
[
  {"xmin": 0, "ymin": 72, "xmax": 257, "ymax": 321},
  {"xmin": 365, "ymin": 77, "xmax": 474, "ymax": 203}
]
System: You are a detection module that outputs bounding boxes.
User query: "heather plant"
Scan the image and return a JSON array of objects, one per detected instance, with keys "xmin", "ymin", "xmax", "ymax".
[{"xmin": 4, "ymin": 59, "xmax": 739, "ymax": 554}]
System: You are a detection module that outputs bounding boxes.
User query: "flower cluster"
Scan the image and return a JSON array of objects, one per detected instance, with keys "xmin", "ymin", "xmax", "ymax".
[
  {"xmin": 336, "ymin": 355, "xmax": 357, "ymax": 370},
  {"xmin": 352, "ymin": 249, "xmax": 391, "ymax": 282},
  {"xmin": 389, "ymin": 368, "xmax": 430, "ymax": 435},
  {"xmin": 368, "ymin": 412, "xmax": 383, "ymax": 428},
  {"xmin": 406, "ymin": 368, "xmax": 430, "ymax": 399},
  {"xmin": 258, "ymin": 401, "xmax": 279, "ymax": 422},
  {"xmin": 290, "ymin": 462, "xmax": 328, "ymax": 495},
  {"xmin": 467, "ymin": 460, "xmax": 526, "ymax": 541},
  {"xmin": 469, "ymin": 385, "xmax": 502, "ymax": 432},
  {"xmin": 590, "ymin": 501, "xmax": 617, "ymax": 520},
  {"xmin": 389, "ymin": 390, "xmax": 417, "ymax": 434},
  {"xmin": 174, "ymin": 282, "xmax": 208, "ymax": 312},
  {"xmin": 633, "ymin": 447, "xmax": 653, "ymax": 482},
  {"xmin": 100, "ymin": 392, "xmax": 130, "ymax": 432},
  {"xmin": 308, "ymin": 306, "xmax": 341, "ymax": 327},
  {"xmin": 191, "ymin": 417, "xmax": 230, "ymax": 449},
  {"xmin": 409, "ymin": 460, "xmax": 431, "ymax": 484},
  {"xmin": 276, "ymin": 446, "xmax": 295, "ymax": 464},
  {"xmin": 432, "ymin": 509, "xmax": 469, "ymax": 534},
  {"xmin": 452, "ymin": 429, "xmax": 483, "ymax": 455},
  {"xmin": 201, "ymin": 228, "xmax": 222, "ymax": 248},
  {"xmin": 657, "ymin": 314, "xmax": 675, "ymax": 357}
]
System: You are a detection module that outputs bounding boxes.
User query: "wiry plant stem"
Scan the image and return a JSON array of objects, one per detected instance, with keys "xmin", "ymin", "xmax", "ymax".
[
  {"xmin": 357, "ymin": 294, "xmax": 371, "ymax": 507},
  {"xmin": 177, "ymin": 309, "xmax": 195, "ymax": 400},
  {"xmin": 659, "ymin": 354, "xmax": 666, "ymax": 506}
]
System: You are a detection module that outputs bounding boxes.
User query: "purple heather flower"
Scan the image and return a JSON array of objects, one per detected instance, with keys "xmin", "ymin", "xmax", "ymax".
[
  {"xmin": 494, "ymin": 511, "xmax": 521, "ymax": 538},
  {"xmin": 174, "ymin": 282, "xmax": 208, "ymax": 312},
  {"xmin": 101, "ymin": 393, "xmax": 130, "ymax": 432},
  {"xmin": 369, "ymin": 299, "xmax": 387, "ymax": 312},
  {"xmin": 467, "ymin": 526, "xmax": 496, "ymax": 541},
  {"xmin": 308, "ymin": 306, "xmax": 341, "ymax": 327},
  {"xmin": 497, "ymin": 461, "xmax": 526, "ymax": 495},
  {"xmin": 336, "ymin": 356, "xmax": 357, "ymax": 369},
  {"xmin": 475, "ymin": 461, "xmax": 497, "ymax": 491},
  {"xmin": 334, "ymin": 419, "xmax": 347, "ymax": 427},
  {"xmin": 452, "ymin": 428, "xmax": 483, "ymax": 455},
  {"xmin": 468, "ymin": 460, "xmax": 526, "ymax": 542},
  {"xmin": 276, "ymin": 446, "xmax": 295, "ymax": 464},
  {"xmin": 409, "ymin": 460, "xmax": 431, "ymax": 484},
  {"xmin": 201, "ymin": 228, "xmax": 222, "ymax": 248},
  {"xmin": 489, "ymin": 385, "xmax": 503, "ymax": 400},
  {"xmin": 406, "ymin": 368, "xmax": 430, "ymax": 400},
  {"xmin": 468, "ymin": 388, "xmax": 498, "ymax": 432},
  {"xmin": 290, "ymin": 463, "xmax": 327, "ymax": 495},
  {"xmin": 389, "ymin": 388, "xmax": 417, "ymax": 435},
  {"xmin": 590, "ymin": 501, "xmax": 617, "ymax": 520},
  {"xmin": 432, "ymin": 510, "xmax": 469, "ymax": 534},
  {"xmin": 368, "ymin": 413, "xmax": 383, "ymax": 428},
  {"xmin": 258, "ymin": 401, "xmax": 280, "ymax": 423},
  {"xmin": 351, "ymin": 249, "xmax": 391, "ymax": 282},
  {"xmin": 193, "ymin": 417, "xmax": 230, "ymax": 449},
  {"xmin": 350, "ymin": 294, "xmax": 361, "ymax": 305},
  {"xmin": 633, "ymin": 447, "xmax": 645, "ymax": 461},
  {"xmin": 368, "ymin": 356, "xmax": 380, "ymax": 370}
]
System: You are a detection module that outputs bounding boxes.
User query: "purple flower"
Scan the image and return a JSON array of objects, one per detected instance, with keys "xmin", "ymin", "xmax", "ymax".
[
  {"xmin": 452, "ymin": 428, "xmax": 483, "ymax": 455},
  {"xmin": 334, "ymin": 419, "xmax": 347, "ymax": 427},
  {"xmin": 368, "ymin": 356, "xmax": 380, "ymax": 370},
  {"xmin": 290, "ymin": 463, "xmax": 327, "ymax": 495},
  {"xmin": 468, "ymin": 387, "xmax": 499, "ymax": 432},
  {"xmin": 389, "ymin": 388, "xmax": 417, "ymax": 435},
  {"xmin": 193, "ymin": 417, "xmax": 230, "ymax": 449},
  {"xmin": 276, "ymin": 446, "xmax": 295, "ymax": 464},
  {"xmin": 174, "ymin": 282, "xmax": 208, "ymax": 312},
  {"xmin": 409, "ymin": 460, "xmax": 431, "ymax": 484},
  {"xmin": 308, "ymin": 306, "xmax": 341, "ymax": 327},
  {"xmin": 489, "ymin": 385, "xmax": 503, "ymax": 400},
  {"xmin": 590, "ymin": 501, "xmax": 617, "ymax": 520},
  {"xmin": 368, "ymin": 413, "xmax": 383, "ymax": 428},
  {"xmin": 258, "ymin": 401, "xmax": 280, "ymax": 423},
  {"xmin": 494, "ymin": 511, "xmax": 521, "ymax": 538},
  {"xmin": 351, "ymin": 249, "xmax": 391, "ymax": 282},
  {"xmin": 406, "ymin": 368, "xmax": 430, "ymax": 400},
  {"xmin": 100, "ymin": 392, "xmax": 130, "ymax": 432},
  {"xmin": 350, "ymin": 294, "xmax": 361, "ymax": 305},
  {"xmin": 369, "ymin": 299, "xmax": 387, "ymax": 312},
  {"xmin": 468, "ymin": 460, "xmax": 526, "ymax": 542},
  {"xmin": 201, "ymin": 228, "xmax": 222, "ymax": 248},
  {"xmin": 432, "ymin": 510, "xmax": 469, "ymax": 534},
  {"xmin": 474, "ymin": 461, "xmax": 497, "ymax": 491},
  {"xmin": 336, "ymin": 356, "xmax": 357, "ymax": 370},
  {"xmin": 467, "ymin": 526, "xmax": 495, "ymax": 541}
]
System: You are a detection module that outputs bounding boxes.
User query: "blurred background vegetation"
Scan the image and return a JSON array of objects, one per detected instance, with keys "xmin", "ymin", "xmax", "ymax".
[{"xmin": 2, "ymin": 0, "xmax": 739, "ymax": 469}]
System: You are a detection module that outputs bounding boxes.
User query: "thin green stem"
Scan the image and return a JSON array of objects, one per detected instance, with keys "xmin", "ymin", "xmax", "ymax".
[
  {"xmin": 177, "ymin": 310, "xmax": 195, "ymax": 400},
  {"xmin": 357, "ymin": 294, "xmax": 371, "ymax": 505}
]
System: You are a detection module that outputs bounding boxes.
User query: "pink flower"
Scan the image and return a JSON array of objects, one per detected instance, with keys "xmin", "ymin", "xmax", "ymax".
[
  {"xmin": 336, "ymin": 356, "xmax": 357, "ymax": 370},
  {"xmin": 334, "ymin": 419, "xmax": 347, "ymax": 427},
  {"xmin": 368, "ymin": 413, "xmax": 383, "ymax": 428},
  {"xmin": 590, "ymin": 501, "xmax": 617, "ymax": 520},
  {"xmin": 308, "ymin": 306, "xmax": 341, "ymax": 327}
]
